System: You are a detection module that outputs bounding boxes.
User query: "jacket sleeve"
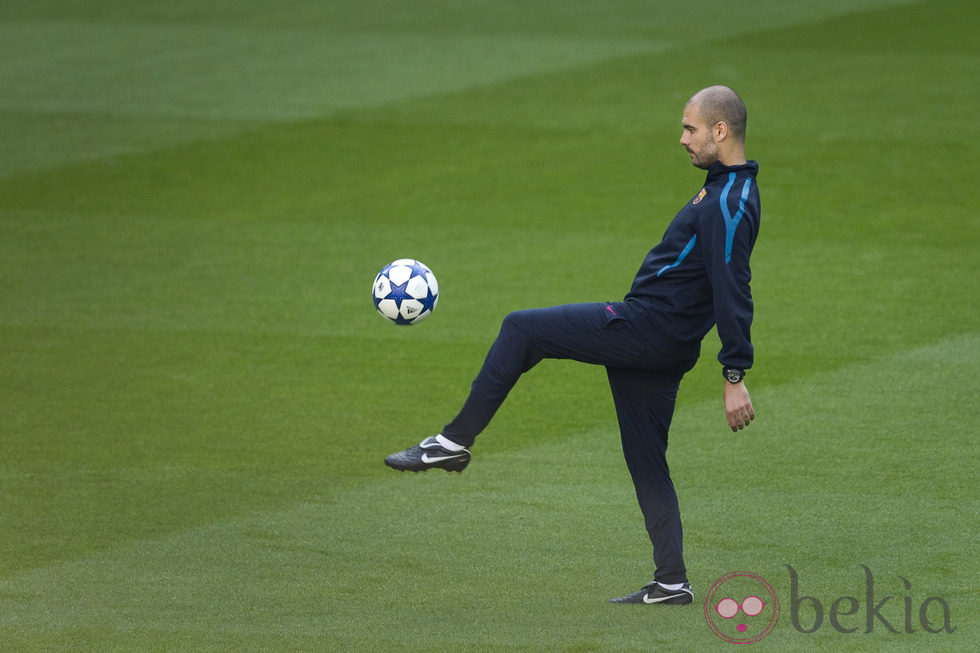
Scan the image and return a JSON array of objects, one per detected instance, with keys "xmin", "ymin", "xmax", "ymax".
[{"xmin": 700, "ymin": 175, "xmax": 759, "ymax": 369}]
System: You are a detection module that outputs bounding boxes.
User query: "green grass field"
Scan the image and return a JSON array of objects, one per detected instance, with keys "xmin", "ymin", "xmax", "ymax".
[{"xmin": 1, "ymin": 0, "xmax": 977, "ymax": 650}]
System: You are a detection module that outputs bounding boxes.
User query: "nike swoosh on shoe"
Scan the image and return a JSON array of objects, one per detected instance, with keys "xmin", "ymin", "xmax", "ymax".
[
  {"xmin": 420, "ymin": 452, "xmax": 467, "ymax": 464},
  {"xmin": 643, "ymin": 594, "xmax": 679, "ymax": 604}
]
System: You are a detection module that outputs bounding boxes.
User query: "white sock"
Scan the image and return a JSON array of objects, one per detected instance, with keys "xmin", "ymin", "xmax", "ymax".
[
  {"xmin": 657, "ymin": 581, "xmax": 686, "ymax": 591},
  {"xmin": 435, "ymin": 434, "xmax": 466, "ymax": 452}
]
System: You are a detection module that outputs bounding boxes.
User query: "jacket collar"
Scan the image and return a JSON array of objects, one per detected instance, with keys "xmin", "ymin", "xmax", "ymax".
[{"xmin": 706, "ymin": 160, "xmax": 758, "ymax": 182}]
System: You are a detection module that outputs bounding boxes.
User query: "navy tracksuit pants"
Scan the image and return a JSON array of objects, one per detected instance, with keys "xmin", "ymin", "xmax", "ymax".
[{"xmin": 441, "ymin": 302, "xmax": 697, "ymax": 584}]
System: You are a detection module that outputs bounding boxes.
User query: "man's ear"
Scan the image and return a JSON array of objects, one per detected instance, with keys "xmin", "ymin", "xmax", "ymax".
[{"xmin": 713, "ymin": 121, "xmax": 729, "ymax": 142}]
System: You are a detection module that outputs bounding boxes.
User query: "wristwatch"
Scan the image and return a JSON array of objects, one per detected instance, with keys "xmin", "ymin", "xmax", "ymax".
[{"xmin": 723, "ymin": 367, "xmax": 746, "ymax": 384}]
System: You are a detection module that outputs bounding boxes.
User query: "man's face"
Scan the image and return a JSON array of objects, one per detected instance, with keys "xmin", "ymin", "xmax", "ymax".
[{"xmin": 680, "ymin": 103, "xmax": 719, "ymax": 169}]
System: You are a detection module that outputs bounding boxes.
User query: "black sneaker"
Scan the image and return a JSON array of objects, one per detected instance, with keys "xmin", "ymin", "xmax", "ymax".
[
  {"xmin": 384, "ymin": 436, "xmax": 471, "ymax": 473},
  {"xmin": 608, "ymin": 581, "xmax": 693, "ymax": 605}
]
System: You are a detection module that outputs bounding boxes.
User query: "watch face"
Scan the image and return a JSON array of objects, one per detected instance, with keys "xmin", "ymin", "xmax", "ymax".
[{"xmin": 726, "ymin": 369, "xmax": 743, "ymax": 383}]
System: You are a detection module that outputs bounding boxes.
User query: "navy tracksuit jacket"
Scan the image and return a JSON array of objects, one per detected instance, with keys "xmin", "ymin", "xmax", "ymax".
[{"xmin": 442, "ymin": 160, "xmax": 761, "ymax": 584}]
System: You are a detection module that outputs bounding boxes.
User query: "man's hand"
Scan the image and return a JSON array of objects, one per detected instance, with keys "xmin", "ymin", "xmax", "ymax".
[{"xmin": 724, "ymin": 381, "xmax": 755, "ymax": 432}]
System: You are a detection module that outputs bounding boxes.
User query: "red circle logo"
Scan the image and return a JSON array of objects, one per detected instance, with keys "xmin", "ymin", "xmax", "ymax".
[{"xmin": 704, "ymin": 572, "xmax": 780, "ymax": 644}]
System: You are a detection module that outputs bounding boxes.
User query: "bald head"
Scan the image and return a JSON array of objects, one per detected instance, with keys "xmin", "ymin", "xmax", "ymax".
[{"xmin": 687, "ymin": 86, "xmax": 747, "ymax": 143}]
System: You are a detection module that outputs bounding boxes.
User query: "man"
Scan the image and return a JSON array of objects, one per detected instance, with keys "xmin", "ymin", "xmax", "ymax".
[{"xmin": 385, "ymin": 86, "xmax": 760, "ymax": 605}]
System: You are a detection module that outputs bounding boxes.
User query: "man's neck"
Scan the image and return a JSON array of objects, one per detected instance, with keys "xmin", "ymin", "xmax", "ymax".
[{"xmin": 717, "ymin": 152, "xmax": 747, "ymax": 167}]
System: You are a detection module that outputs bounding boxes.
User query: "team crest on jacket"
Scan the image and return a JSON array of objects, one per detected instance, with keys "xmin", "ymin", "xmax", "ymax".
[{"xmin": 693, "ymin": 188, "xmax": 707, "ymax": 204}]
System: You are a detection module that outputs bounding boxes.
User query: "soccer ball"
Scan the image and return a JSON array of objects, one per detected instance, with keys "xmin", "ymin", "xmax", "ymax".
[{"xmin": 371, "ymin": 259, "xmax": 439, "ymax": 325}]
